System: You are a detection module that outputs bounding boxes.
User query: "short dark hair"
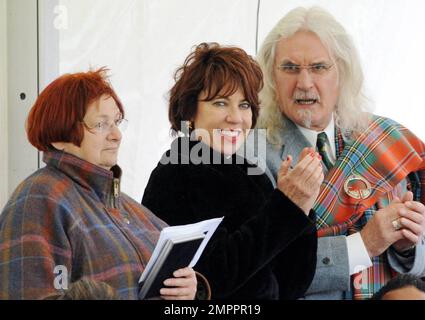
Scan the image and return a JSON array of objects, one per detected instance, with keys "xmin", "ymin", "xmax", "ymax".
[
  {"xmin": 169, "ymin": 42, "xmax": 263, "ymax": 134},
  {"xmin": 26, "ymin": 67, "xmax": 124, "ymax": 151},
  {"xmin": 371, "ymin": 274, "xmax": 425, "ymax": 300}
]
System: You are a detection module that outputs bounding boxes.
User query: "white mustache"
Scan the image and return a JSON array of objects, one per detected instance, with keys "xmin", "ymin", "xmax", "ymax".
[{"xmin": 293, "ymin": 91, "xmax": 320, "ymax": 102}]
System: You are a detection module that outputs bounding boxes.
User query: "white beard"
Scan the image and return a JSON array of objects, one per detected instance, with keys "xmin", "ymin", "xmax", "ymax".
[{"xmin": 296, "ymin": 108, "xmax": 313, "ymax": 129}]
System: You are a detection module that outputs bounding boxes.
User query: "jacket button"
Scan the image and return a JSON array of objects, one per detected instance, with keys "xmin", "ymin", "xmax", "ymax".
[{"xmin": 322, "ymin": 257, "xmax": 330, "ymax": 265}]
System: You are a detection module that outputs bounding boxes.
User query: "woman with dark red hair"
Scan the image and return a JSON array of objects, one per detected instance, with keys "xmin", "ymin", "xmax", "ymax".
[
  {"xmin": 0, "ymin": 68, "xmax": 203, "ymax": 300},
  {"xmin": 142, "ymin": 43, "xmax": 322, "ymax": 299}
]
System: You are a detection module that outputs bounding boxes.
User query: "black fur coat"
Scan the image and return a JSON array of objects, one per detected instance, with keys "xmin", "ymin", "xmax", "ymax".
[{"xmin": 142, "ymin": 138, "xmax": 317, "ymax": 299}]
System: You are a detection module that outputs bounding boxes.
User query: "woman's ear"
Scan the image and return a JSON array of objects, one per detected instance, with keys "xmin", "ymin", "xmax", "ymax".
[{"xmin": 51, "ymin": 142, "xmax": 66, "ymax": 151}]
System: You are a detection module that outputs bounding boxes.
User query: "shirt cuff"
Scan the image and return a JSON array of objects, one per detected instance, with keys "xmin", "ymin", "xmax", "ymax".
[{"xmin": 346, "ymin": 232, "xmax": 372, "ymax": 275}]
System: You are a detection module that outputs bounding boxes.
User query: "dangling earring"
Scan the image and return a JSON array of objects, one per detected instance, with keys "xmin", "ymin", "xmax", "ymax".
[{"xmin": 186, "ymin": 120, "xmax": 193, "ymax": 131}]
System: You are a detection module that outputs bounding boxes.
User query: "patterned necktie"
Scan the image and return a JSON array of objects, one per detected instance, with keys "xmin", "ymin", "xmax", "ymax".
[{"xmin": 316, "ymin": 132, "xmax": 333, "ymax": 171}]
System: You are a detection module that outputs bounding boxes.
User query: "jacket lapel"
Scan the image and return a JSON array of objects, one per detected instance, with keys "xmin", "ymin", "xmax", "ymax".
[{"xmin": 280, "ymin": 118, "xmax": 312, "ymax": 164}]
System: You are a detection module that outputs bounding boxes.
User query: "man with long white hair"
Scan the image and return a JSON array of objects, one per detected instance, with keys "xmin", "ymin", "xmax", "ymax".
[{"xmin": 254, "ymin": 6, "xmax": 425, "ymax": 299}]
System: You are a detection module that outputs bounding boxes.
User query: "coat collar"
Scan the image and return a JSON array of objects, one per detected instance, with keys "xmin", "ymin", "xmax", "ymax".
[{"xmin": 43, "ymin": 150, "xmax": 122, "ymax": 207}]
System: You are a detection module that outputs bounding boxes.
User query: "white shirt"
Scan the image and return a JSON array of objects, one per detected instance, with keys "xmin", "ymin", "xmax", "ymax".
[{"xmin": 295, "ymin": 116, "xmax": 372, "ymax": 275}]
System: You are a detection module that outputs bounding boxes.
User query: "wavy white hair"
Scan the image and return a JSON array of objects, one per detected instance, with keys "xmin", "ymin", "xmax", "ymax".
[{"xmin": 256, "ymin": 6, "xmax": 371, "ymax": 146}]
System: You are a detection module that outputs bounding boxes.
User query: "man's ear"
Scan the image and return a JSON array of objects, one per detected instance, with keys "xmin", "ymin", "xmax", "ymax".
[{"xmin": 51, "ymin": 142, "xmax": 66, "ymax": 151}]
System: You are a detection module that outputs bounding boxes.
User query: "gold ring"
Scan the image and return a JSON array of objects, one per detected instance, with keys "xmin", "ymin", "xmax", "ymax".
[{"xmin": 392, "ymin": 219, "xmax": 402, "ymax": 231}]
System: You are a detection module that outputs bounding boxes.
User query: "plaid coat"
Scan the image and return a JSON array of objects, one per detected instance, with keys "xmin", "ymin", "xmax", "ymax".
[{"xmin": 0, "ymin": 151, "xmax": 167, "ymax": 300}]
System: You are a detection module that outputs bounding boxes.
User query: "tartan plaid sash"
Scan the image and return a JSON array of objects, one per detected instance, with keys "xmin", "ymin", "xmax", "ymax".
[{"xmin": 313, "ymin": 116, "xmax": 425, "ymax": 299}]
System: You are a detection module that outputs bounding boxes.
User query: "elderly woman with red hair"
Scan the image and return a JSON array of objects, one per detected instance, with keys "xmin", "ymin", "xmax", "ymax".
[{"xmin": 0, "ymin": 68, "xmax": 201, "ymax": 300}]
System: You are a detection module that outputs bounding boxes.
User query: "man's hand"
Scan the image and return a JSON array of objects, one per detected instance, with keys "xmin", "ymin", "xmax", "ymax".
[
  {"xmin": 361, "ymin": 191, "xmax": 425, "ymax": 258},
  {"xmin": 392, "ymin": 192, "xmax": 425, "ymax": 253},
  {"xmin": 360, "ymin": 200, "xmax": 406, "ymax": 258}
]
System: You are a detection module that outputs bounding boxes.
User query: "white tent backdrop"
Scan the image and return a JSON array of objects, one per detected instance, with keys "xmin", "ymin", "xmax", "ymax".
[{"xmin": 39, "ymin": 0, "xmax": 425, "ymax": 202}]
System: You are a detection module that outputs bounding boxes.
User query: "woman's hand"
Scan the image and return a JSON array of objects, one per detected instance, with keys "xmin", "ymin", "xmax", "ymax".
[
  {"xmin": 160, "ymin": 267, "xmax": 197, "ymax": 300},
  {"xmin": 277, "ymin": 147, "xmax": 324, "ymax": 215}
]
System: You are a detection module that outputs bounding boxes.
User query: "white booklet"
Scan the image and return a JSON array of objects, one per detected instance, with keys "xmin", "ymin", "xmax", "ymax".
[{"xmin": 138, "ymin": 217, "xmax": 223, "ymax": 299}]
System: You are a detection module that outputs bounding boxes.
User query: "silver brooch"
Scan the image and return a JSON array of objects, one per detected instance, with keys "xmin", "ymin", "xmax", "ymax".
[{"xmin": 344, "ymin": 174, "xmax": 372, "ymax": 200}]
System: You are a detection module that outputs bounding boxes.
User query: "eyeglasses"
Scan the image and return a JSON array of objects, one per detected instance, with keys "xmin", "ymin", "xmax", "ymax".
[
  {"xmin": 82, "ymin": 118, "xmax": 128, "ymax": 134},
  {"xmin": 277, "ymin": 62, "xmax": 334, "ymax": 76}
]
